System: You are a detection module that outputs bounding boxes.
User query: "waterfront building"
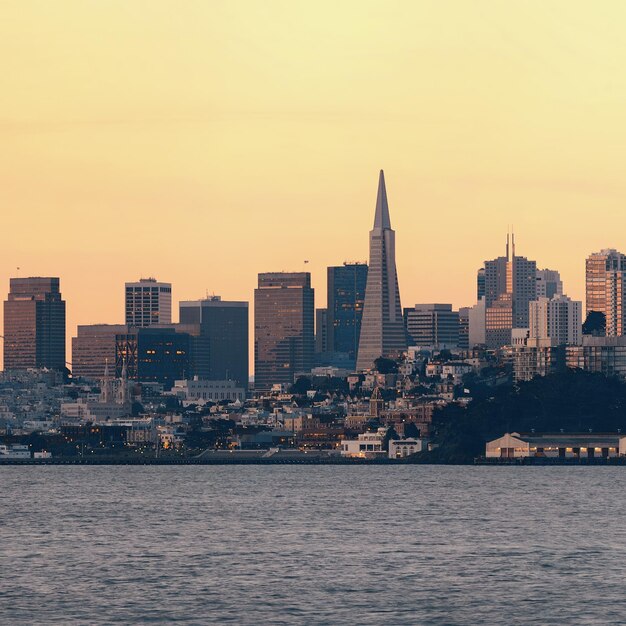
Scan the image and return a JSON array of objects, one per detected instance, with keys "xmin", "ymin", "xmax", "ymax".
[
  {"xmin": 327, "ymin": 262, "xmax": 368, "ymax": 362},
  {"xmin": 71, "ymin": 324, "xmax": 128, "ymax": 380},
  {"xmin": 536, "ymin": 269, "xmax": 563, "ymax": 299},
  {"xmin": 356, "ymin": 170, "xmax": 407, "ymax": 370},
  {"xmin": 529, "ymin": 295, "xmax": 582, "ymax": 346},
  {"xmin": 115, "ymin": 327, "xmax": 191, "ymax": 390},
  {"xmin": 254, "ymin": 272, "xmax": 314, "ymax": 391},
  {"xmin": 388, "ymin": 438, "xmax": 423, "ymax": 459},
  {"xmin": 340, "ymin": 427, "xmax": 387, "ymax": 458},
  {"xmin": 404, "ymin": 304, "xmax": 459, "ymax": 349},
  {"xmin": 585, "ymin": 249, "xmax": 626, "ymax": 336},
  {"xmin": 179, "ymin": 296, "xmax": 249, "ymax": 387},
  {"xmin": 486, "ymin": 432, "xmax": 621, "ymax": 460},
  {"xmin": 125, "ymin": 277, "xmax": 172, "ymax": 327},
  {"xmin": 3, "ymin": 277, "xmax": 66, "ymax": 371}
]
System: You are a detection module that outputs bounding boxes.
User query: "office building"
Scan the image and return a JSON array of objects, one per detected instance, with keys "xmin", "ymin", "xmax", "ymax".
[
  {"xmin": 125, "ymin": 278, "xmax": 172, "ymax": 327},
  {"xmin": 458, "ymin": 307, "xmax": 470, "ymax": 350},
  {"xmin": 536, "ymin": 269, "xmax": 563, "ymax": 299},
  {"xmin": 585, "ymin": 249, "xmax": 626, "ymax": 336},
  {"xmin": 327, "ymin": 262, "xmax": 368, "ymax": 361},
  {"xmin": 404, "ymin": 304, "xmax": 459, "ymax": 349},
  {"xmin": 115, "ymin": 327, "xmax": 191, "ymax": 390},
  {"xmin": 254, "ymin": 272, "xmax": 314, "ymax": 391},
  {"xmin": 356, "ymin": 170, "xmax": 407, "ymax": 370},
  {"xmin": 179, "ymin": 296, "xmax": 248, "ymax": 387},
  {"xmin": 72, "ymin": 324, "xmax": 128, "ymax": 380},
  {"xmin": 482, "ymin": 234, "xmax": 537, "ymax": 348},
  {"xmin": 4, "ymin": 277, "xmax": 66, "ymax": 371},
  {"xmin": 315, "ymin": 308, "xmax": 328, "ymax": 354}
]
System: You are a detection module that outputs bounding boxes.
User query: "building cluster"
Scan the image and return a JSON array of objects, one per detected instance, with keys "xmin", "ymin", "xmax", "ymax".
[{"xmin": 4, "ymin": 170, "xmax": 626, "ymax": 459}]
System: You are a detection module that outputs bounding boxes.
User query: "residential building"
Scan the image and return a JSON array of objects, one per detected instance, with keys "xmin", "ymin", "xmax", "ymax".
[
  {"xmin": 458, "ymin": 307, "xmax": 470, "ymax": 350},
  {"xmin": 3, "ymin": 277, "xmax": 66, "ymax": 371},
  {"xmin": 585, "ymin": 249, "xmax": 626, "ymax": 336},
  {"xmin": 340, "ymin": 427, "xmax": 387, "ymax": 458},
  {"xmin": 254, "ymin": 272, "xmax": 314, "ymax": 391},
  {"xmin": 356, "ymin": 170, "xmax": 407, "ymax": 370},
  {"xmin": 566, "ymin": 336, "xmax": 626, "ymax": 380},
  {"xmin": 125, "ymin": 277, "xmax": 172, "ymax": 327},
  {"xmin": 536, "ymin": 269, "xmax": 563, "ymax": 299},
  {"xmin": 529, "ymin": 295, "xmax": 582, "ymax": 346}
]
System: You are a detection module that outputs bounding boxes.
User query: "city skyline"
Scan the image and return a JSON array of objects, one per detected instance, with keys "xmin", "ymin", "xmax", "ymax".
[{"xmin": 4, "ymin": 2, "xmax": 626, "ymax": 365}]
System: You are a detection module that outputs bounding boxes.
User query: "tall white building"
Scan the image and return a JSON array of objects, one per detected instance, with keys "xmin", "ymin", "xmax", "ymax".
[
  {"xmin": 529, "ymin": 295, "xmax": 582, "ymax": 346},
  {"xmin": 536, "ymin": 269, "xmax": 563, "ymax": 299},
  {"xmin": 125, "ymin": 278, "xmax": 172, "ymax": 327}
]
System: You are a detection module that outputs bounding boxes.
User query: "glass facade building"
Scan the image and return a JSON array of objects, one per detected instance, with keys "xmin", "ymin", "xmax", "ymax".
[
  {"xmin": 72, "ymin": 324, "xmax": 128, "ymax": 381},
  {"xmin": 254, "ymin": 272, "xmax": 314, "ymax": 391},
  {"xmin": 3, "ymin": 277, "xmax": 66, "ymax": 371},
  {"xmin": 327, "ymin": 263, "xmax": 368, "ymax": 361},
  {"xmin": 585, "ymin": 249, "xmax": 626, "ymax": 336},
  {"xmin": 404, "ymin": 304, "xmax": 460, "ymax": 349},
  {"xmin": 179, "ymin": 297, "xmax": 249, "ymax": 387}
]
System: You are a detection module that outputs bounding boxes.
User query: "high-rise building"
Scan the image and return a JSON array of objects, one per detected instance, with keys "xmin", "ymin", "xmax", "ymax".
[
  {"xmin": 529, "ymin": 295, "xmax": 582, "ymax": 346},
  {"xmin": 404, "ymin": 304, "xmax": 460, "ymax": 349},
  {"xmin": 458, "ymin": 307, "xmax": 470, "ymax": 350},
  {"xmin": 179, "ymin": 296, "xmax": 249, "ymax": 387},
  {"xmin": 482, "ymin": 234, "xmax": 537, "ymax": 348},
  {"xmin": 115, "ymin": 327, "xmax": 191, "ymax": 390},
  {"xmin": 254, "ymin": 272, "xmax": 314, "ymax": 391},
  {"xmin": 536, "ymin": 269, "xmax": 563, "ymax": 299},
  {"xmin": 585, "ymin": 249, "xmax": 626, "ymax": 336},
  {"xmin": 125, "ymin": 278, "xmax": 172, "ymax": 327},
  {"xmin": 315, "ymin": 308, "xmax": 328, "ymax": 354},
  {"xmin": 72, "ymin": 324, "xmax": 128, "ymax": 380},
  {"xmin": 477, "ymin": 268, "xmax": 485, "ymax": 301},
  {"xmin": 327, "ymin": 263, "xmax": 368, "ymax": 361},
  {"xmin": 4, "ymin": 277, "xmax": 66, "ymax": 371},
  {"xmin": 356, "ymin": 170, "xmax": 407, "ymax": 370}
]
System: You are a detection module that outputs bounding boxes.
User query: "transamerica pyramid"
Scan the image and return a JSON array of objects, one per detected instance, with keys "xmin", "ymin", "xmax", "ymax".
[{"xmin": 356, "ymin": 170, "xmax": 407, "ymax": 371}]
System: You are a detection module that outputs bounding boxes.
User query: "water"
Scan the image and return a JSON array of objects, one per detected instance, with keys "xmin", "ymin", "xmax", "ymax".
[{"xmin": 1, "ymin": 466, "xmax": 626, "ymax": 625}]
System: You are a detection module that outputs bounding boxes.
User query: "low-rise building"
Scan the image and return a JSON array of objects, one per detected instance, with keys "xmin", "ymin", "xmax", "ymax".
[
  {"xmin": 340, "ymin": 427, "xmax": 387, "ymax": 458},
  {"xmin": 388, "ymin": 438, "xmax": 423, "ymax": 459}
]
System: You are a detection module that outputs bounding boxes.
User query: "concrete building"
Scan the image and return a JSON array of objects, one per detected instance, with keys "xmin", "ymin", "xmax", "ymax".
[
  {"xmin": 357, "ymin": 170, "xmax": 407, "ymax": 370},
  {"xmin": 326, "ymin": 262, "xmax": 368, "ymax": 363},
  {"xmin": 585, "ymin": 249, "xmax": 626, "ymax": 336},
  {"xmin": 513, "ymin": 339, "xmax": 566, "ymax": 382},
  {"xmin": 125, "ymin": 277, "xmax": 172, "ymax": 327},
  {"xmin": 536, "ymin": 269, "xmax": 563, "ymax": 299},
  {"xmin": 389, "ymin": 438, "xmax": 424, "ymax": 459},
  {"xmin": 172, "ymin": 378, "xmax": 245, "ymax": 403},
  {"xmin": 3, "ymin": 277, "xmax": 66, "ymax": 371},
  {"xmin": 340, "ymin": 427, "xmax": 387, "ymax": 458},
  {"xmin": 529, "ymin": 295, "xmax": 582, "ymax": 346},
  {"xmin": 468, "ymin": 298, "xmax": 486, "ymax": 348},
  {"xmin": 72, "ymin": 324, "xmax": 128, "ymax": 380},
  {"xmin": 458, "ymin": 307, "xmax": 470, "ymax": 350},
  {"xmin": 404, "ymin": 304, "xmax": 459, "ymax": 349},
  {"xmin": 179, "ymin": 296, "xmax": 249, "ymax": 387},
  {"xmin": 254, "ymin": 272, "xmax": 314, "ymax": 392}
]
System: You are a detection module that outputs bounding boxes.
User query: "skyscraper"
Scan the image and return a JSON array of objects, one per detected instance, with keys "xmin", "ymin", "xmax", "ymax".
[
  {"xmin": 482, "ymin": 234, "xmax": 537, "ymax": 348},
  {"xmin": 585, "ymin": 249, "xmax": 626, "ymax": 336},
  {"xmin": 125, "ymin": 278, "xmax": 172, "ymax": 327},
  {"xmin": 529, "ymin": 295, "xmax": 582, "ymax": 346},
  {"xmin": 72, "ymin": 324, "xmax": 128, "ymax": 380},
  {"xmin": 254, "ymin": 272, "xmax": 314, "ymax": 391},
  {"xmin": 179, "ymin": 296, "xmax": 249, "ymax": 387},
  {"xmin": 356, "ymin": 171, "xmax": 407, "ymax": 371},
  {"xmin": 315, "ymin": 308, "xmax": 328, "ymax": 355},
  {"xmin": 327, "ymin": 262, "xmax": 368, "ymax": 361},
  {"xmin": 536, "ymin": 269, "xmax": 563, "ymax": 299},
  {"xmin": 3, "ymin": 277, "xmax": 66, "ymax": 371}
]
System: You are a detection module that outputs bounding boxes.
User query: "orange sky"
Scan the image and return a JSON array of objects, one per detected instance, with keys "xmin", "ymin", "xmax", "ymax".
[{"xmin": 3, "ymin": 1, "xmax": 626, "ymax": 365}]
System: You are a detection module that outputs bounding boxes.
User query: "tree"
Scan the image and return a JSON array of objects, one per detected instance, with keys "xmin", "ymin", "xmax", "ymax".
[
  {"xmin": 583, "ymin": 311, "xmax": 606, "ymax": 336},
  {"xmin": 290, "ymin": 376, "xmax": 312, "ymax": 395},
  {"xmin": 374, "ymin": 357, "xmax": 398, "ymax": 374},
  {"xmin": 404, "ymin": 422, "xmax": 421, "ymax": 439}
]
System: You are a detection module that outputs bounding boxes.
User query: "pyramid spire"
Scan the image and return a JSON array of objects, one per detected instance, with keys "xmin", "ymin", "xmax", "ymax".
[{"xmin": 373, "ymin": 169, "xmax": 392, "ymax": 230}]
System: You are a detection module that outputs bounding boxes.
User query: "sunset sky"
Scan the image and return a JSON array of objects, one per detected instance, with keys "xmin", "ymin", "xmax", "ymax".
[{"xmin": 3, "ymin": 1, "xmax": 626, "ymax": 364}]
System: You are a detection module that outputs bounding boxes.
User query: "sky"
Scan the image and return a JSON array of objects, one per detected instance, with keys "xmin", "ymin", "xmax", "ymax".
[{"xmin": 3, "ymin": 1, "xmax": 626, "ymax": 365}]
